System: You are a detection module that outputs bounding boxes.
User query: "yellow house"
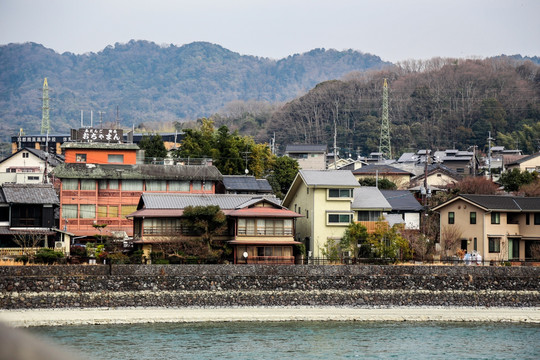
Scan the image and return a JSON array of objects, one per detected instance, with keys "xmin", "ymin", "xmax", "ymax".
[
  {"xmin": 282, "ymin": 170, "xmax": 360, "ymax": 257},
  {"xmin": 505, "ymin": 152, "xmax": 540, "ymax": 173},
  {"xmin": 432, "ymin": 194, "xmax": 540, "ymax": 261}
]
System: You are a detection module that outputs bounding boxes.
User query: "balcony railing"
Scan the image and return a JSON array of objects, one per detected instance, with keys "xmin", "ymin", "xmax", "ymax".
[{"xmin": 239, "ymin": 256, "xmax": 295, "ymax": 264}]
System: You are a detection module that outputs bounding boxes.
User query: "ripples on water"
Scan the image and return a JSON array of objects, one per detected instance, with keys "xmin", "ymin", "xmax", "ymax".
[{"xmin": 30, "ymin": 321, "xmax": 540, "ymax": 360}]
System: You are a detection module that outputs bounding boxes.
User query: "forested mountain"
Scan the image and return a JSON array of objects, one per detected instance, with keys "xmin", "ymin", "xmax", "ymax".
[
  {"xmin": 0, "ymin": 40, "xmax": 389, "ymax": 140},
  {"xmin": 263, "ymin": 57, "xmax": 540, "ymax": 156}
]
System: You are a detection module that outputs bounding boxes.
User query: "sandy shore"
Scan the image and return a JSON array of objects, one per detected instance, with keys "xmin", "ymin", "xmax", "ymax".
[{"xmin": 1, "ymin": 306, "xmax": 539, "ymax": 327}]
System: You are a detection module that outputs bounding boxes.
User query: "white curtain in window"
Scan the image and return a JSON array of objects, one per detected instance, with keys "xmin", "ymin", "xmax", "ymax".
[
  {"xmin": 62, "ymin": 179, "xmax": 78, "ymax": 190},
  {"xmin": 81, "ymin": 179, "xmax": 96, "ymax": 190},
  {"xmin": 146, "ymin": 180, "xmax": 167, "ymax": 191},
  {"xmin": 62, "ymin": 204, "xmax": 77, "ymax": 218},
  {"xmin": 80, "ymin": 204, "xmax": 96, "ymax": 219},
  {"xmin": 169, "ymin": 181, "xmax": 190, "ymax": 191},
  {"xmin": 122, "ymin": 180, "xmax": 143, "ymax": 191}
]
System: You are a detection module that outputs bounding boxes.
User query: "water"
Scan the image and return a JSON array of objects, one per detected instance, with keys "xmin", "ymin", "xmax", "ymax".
[{"xmin": 30, "ymin": 321, "xmax": 540, "ymax": 360}]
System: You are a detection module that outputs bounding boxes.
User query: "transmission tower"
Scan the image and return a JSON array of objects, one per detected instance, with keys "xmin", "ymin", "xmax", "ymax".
[
  {"xmin": 379, "ymin": 78, "xmax": 391, "ymax": 159},
  {"xmin": 40, "ymin": 78, "xmax": 50, "ymax": 134}
]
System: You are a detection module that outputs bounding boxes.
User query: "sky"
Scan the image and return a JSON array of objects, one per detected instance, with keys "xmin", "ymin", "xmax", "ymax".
[{"xmin": 0, "ymin": 0, "xmax": 539, "ymax": 63}]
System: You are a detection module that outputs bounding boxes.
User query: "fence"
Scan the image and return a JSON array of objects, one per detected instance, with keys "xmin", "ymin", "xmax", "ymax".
[{"xmin": 295, "ymin": 256, "xmax": 540, "ymax": 266}]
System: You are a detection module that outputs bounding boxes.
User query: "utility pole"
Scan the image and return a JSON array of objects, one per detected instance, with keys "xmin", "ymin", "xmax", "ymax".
[
  {"xmin": 487, "ymin": 132, "xmax": 495, "ymax": 180},
  {"xmin": 98, "ymin": 111, "xmax": 106, "ymax": 129}
]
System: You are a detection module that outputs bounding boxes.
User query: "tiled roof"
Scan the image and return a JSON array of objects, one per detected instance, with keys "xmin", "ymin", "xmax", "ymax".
[
  {"xmin": 457, "ymin": 194, "xmax": 540, "ymax": 211},
  {"xmin": 53, "ymin": 163, "xmax": 223, "ymax": 181},
  {"xmin": 222, "ymin": 176, "xmax": 272, "ymax": 192},
  {"xmin": 1, "ymin": 183, "xmax": 59, "ymax": 204},
  {"xmin": 285, "ymin": 144, "xmax": 327, "ymax": 153},
  {"xmin": 300, "ymin": 170, "xmax": 360, "ymax": 187},
  {"xmin": 506, "ymin": 152, "xmax": 540, "ymax": 165},
  {"xmin": 351, "ymin": 187, "xmax": 392, "ymax": 210},
  {"xmin": 381, "ymin": 190, "xmax": 424, "ymax": 211},
  {"xmin": 352, "ymin": 164, "xmax": 413, "ymax": 175},
  {"xmin": 139, "ymin": 193, "xmax": 281, "ymax": 210}
]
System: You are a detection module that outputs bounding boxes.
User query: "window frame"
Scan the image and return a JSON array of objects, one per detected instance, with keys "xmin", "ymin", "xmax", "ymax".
[
  {"xmin": 448, "ymin": 212, "xmax": 455, "ymax": 225},
  {"xmin": 470, "ymin": 212, "xmax": 476, "ymax": 225},
  {"xmin": 488, "ymin": 237, "xmax": 501, "ymax": 253},
  {"xmin": 491, "ymin": 212, "xmax": 500, "ymax": 225},
  {"xmin": 327, "ymin": 212, "xmax": 353, "ymax": 225},
  {"xmin": 328, "ymin": 188, "xmax": 353, "ymax": 199}
]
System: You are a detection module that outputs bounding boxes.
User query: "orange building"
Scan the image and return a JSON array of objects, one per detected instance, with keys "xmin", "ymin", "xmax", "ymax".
[{"xmin": 54, "ymin": 141, "xmax": 222, "ymax": 240}]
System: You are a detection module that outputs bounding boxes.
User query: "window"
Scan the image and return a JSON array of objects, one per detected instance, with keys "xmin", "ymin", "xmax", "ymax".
[
  {"xmin": 448, "ymin": 212, "xmax": 455, "ymax": 224},
  {"xmin": 62, "ymin": 204, "xmax": 78, "ymax": 218},
  {"xmin": 28, "ymin": 176, "xmax": 39, "ymax": 181},
  {"xmin": 100, "ymin": 180, "xmax": 119, "ymax": 190},
  {"xmin": 80, "ymin": 204, "xmax": 96, "ymax": 219},
  {"xmin": 306, "ymin": 210, "xmax": 309, "ymax": 219},
  {"xmin": 535, "ymin": 213, "xmax": 540, "ymax": 225},
  {"xmin": 143, "ymin": 218, "xmax": 183, "ymax": 235},
  {"xmin": 237, "ymin": 218, "xmax": 293, "ymax": 236},
  {"xmin": 238, "ymin": 218, "xmax": 246, "ymax": 235},
  {"xmin": 76, "ymin": 154, "xmax": 87, "ymax": 162},
  {"xmin": 203, "ymin": 181, "xmax": 213, "ymax": 191},
  {"xmin": 474, "ymin": 237, "xmax": 477, "ymax": 251},
  {"xmin": 146, "ymin": 180, "xmax": 166, "ymax": 191},
  {"xmin": 122, "ymin": 180, "xmax": 143, "ymax": 191},
  {"xmin": 491, "ymin": 212, "xmax": 500, "ymax": 224},
  {"xmin": 328, "ymin": 188, "xmax": 352, "ymax": 198},
  {"xmin": 192, "ymin": 181, "xmax": 202, "ymax": 190},
  {"xmin": 169, "ymin": 181, "xmax": 190, "ymax": 191},
  {"xmin": 22, "ymin": 152, "xmax": 29, "ymax": 158},
  {"xmin": 456, "ymin": 168, "xmax": 465, "ymax": 173},
  {"xmin": 489, "ymin": 237, "xmax": 501, "ymax": 253},
  {"xmin": 470, "ymin": 212, "xmax": 476, "ymax": 224},
  {"xmin": 98, "ymin": 206, "xmax": 107, "ymax": 218},
  {"xmin": 108, "ymin": 154, "xmax": 124, "ymax": 163},
  {"xmin": 80, "ymin": 179, "xmax": 96, "ymax": 190},
  {"xmin": 358, "ymin": 211, "xmax": 381, "ymax": 222},
  {"xmin": 121, "ymin": 205, "xmax": 137, "ymax": 218},
  {"xmin": 328, "ymin": 213, "xmax": 352, "ymax": 224},
  {"xmin": 62, "ymin": 179, "xmax": 78, "ymax": 190},
  {"xmin": 108, "ymin": 206, "xmax": 118, "ymax": 218},
  {"xmin": 526, "ymin": 213, "xmax": 530, "ymax": 225},
  {"xmin": 507, "ymin": 213, "xmax": 519, "ymax": 225}
]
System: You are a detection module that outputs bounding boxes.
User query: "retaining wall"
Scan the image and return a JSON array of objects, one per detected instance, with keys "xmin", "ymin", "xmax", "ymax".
[{"xmin": 1, "ymin": 265, "xmax": 539, "ymax": 309}]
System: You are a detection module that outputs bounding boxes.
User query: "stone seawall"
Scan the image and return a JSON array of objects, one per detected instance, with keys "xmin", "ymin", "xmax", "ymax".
[{"xmin": 1, "ymin": 265, "xmax": 539, "ymax": 309}]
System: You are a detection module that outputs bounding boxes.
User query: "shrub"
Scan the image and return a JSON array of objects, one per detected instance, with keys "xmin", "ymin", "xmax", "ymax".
[
  {"xmin": 35, "ymin": 248, "xmax": 65, "ymax": 264},
  {"xmin": 70, "ymin": 245, "xmax": 86, "ymax": 257}
]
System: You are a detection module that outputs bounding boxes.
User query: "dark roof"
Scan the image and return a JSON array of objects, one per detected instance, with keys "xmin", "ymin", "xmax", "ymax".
[
  {"xmin": 506, "ymin": 152, "xmax": 540, "ymax": 165},
  {"xmin": 411, "ymin": 164, "xmax": 461, "ymax": 181},
  {"xmin": 222, "ymin": 176, "xmax": 272, "ymax": 192},
  {"xmin": 0, "ymin": 147, "xmax": 62, "ymax": 167},
  {"xmin": 1, "ymin": 183, "xmax": 59, "ymax": 204},
  {"xmin": 285, "ymin": 144, "xmax": 327, "ymax": 153},
  {"xmin": 352, "ymin": 164, "xmax": 414, "ymax": 175},
  {"xmin": 53, "ymin": 163, "xmax": 223, "ymax": 181},
  {"xmin": 436, "ymin": 194, "xmax": 540, "ymax": 212},
  {"xmin": 381, "ymin": 190, "xmax": 424, "ymax": 211}
]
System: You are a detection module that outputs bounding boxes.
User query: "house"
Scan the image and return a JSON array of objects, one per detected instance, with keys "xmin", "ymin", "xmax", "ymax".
[
  {"xmin": 0, "ymin": 183, "xmax": 67, "ymax": 256},
  {"xmin": 0, "ymin": 147, "xmax": 63, "ymax": 185},
  {"xmin": 352, "ymin": 164, "xmax": 414, "ymax": 189},
  {"xmin": 128, "ymin": 193, "xmax": 302, "ymax": 264},
  {"xmin": 380, "ymin": 190, "xmax": 424, "ymax": 230},
  {"xmin": 351, "ymin": 187, "xmax": 392, "ymax": 233},
  {"xmin": 408, "ymin": 164, "xmax": 462, "ymax": 194},
  {"xmin": 505, "ymin": 152, "xmax": 540, "ymax": 173},
  {"xmin": 284, "ymin": 144, "xmax": 327, "ymax": 170},
  {"xmin": 54, "ymin": 129, "xmax": 222, "ymax": 239},
  {"xmin": 216, "ymin": 175, "xmax": 273, "ymax": 195},
  {"xmin": 282, "ymin": 170, "xmax": 360, "ymax": 257},
  {"xmin": 432, "ymin": 194, "xmax": 540, "ymax": 261},
  {"xmin": 433, "ymin": 149, "xmax": 477, "ymax": 175}
]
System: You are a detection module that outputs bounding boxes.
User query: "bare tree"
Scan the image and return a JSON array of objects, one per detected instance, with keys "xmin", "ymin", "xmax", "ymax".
[
  {"xmin": 13, "ymin": 231, "xmax": 46, "ymax": 263},
  {"xmin": 440, "ymin": 225, "xmax": 463, "ymax": 257}
]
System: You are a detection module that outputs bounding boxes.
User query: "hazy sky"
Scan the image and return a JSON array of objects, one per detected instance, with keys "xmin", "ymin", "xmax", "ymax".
[{"xmin": 1, "ymin": 0, "xmax": 538, "ymax": 62}]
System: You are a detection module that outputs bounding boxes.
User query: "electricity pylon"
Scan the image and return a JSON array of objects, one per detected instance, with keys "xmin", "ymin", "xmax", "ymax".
[
  {"xmin": 379, "ymin": 78, "xmax": 391, "ymax": 159},
  {"xmin": 40, "ymin": 78, "xmax": 50, "ymax": 134}
]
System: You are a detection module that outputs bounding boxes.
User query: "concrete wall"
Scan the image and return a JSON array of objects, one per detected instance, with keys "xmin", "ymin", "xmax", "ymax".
[{"xmin": 0, "ymin": 265, "xmax": 538, "ymax": 309}]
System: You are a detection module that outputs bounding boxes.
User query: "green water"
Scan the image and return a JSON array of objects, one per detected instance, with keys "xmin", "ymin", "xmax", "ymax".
[{"xmin": 30, "ymin": 321, "xmax": 540, "ymax": 359}]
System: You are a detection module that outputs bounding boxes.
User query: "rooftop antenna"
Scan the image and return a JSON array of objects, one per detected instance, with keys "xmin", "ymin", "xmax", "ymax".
[
  {"xmin": 116, "ymin": 105, "xmax": 119, "ymax": 129},
  {"xmin": 40, "ymin": 78, "xmax": 50, "ymax": 134},
  {"xmin": 379, "ymin": 78, "xmax": 391, "ymax": 159},
  {"xmin": 98, "ymin": 111, "xmax": 106, "ymax": 129}
]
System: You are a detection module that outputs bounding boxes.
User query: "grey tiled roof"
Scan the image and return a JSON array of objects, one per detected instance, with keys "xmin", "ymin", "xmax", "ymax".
[
  {"xmin": 1, "ymin": 183, "xmax": 59, "ymax": 204},
  {"xmin": 139, "ymin": 193, "xmax": 281, "ymax": 210},
  {"xmin": 351, "ymin": 187, "xmax": 392, "ymax": 210},
  {"xmin": 222, "ymin": 176, "xmax": 272, "ymax": 192},
  {"xmin": 381, "ymin": 190, "xmax": 424, "ymax": 211},
  {"xmin": 506, "ymin": 152, "xmax": 540, "ymax": 165},
  {"xmin": 285, "ymin": 144, "xmax": 327, "ymax": 153},
  {"xmin": 352, "ymin": 164, "xmax": 413, "ymax": 175},
  {"xmin": 459, "ymin": 194, "xmax": 540, "ymax": 211},
  {"xmin": 54, "ymin": 163, "xmax": 223, "ymax": 181},
  {"xmin": 300, "ymin": 170, "xmax": 360, "ymax": 187}
]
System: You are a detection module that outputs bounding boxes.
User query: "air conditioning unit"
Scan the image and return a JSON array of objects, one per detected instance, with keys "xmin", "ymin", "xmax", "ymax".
[{"xmin": 54, "ymin": 241, "xmax": 64, "ymax": 249}]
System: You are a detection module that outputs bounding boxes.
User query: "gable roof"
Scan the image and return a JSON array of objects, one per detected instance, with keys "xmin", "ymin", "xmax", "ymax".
[
  {"xmin": 129, "ymin": 193, "xmax": 300, "ymax": 218},
  {"xmin": 505, "ymin": 152, "xmax": 540, "ymax": 166},
  {"xmin": 0, "ymin": 147, "xmax": 62, "ymax": 167},
  {"xmin": 432, "ymin": 194, "xmax": 540, "ymax": 212},
  {"xmin": 351, "ymin": 187, "xmax": 392, "ymax": 210},
  {"xmin": 300, "ymin": 170, "xmax": 360, "ymax": 187},
  {"xmin": 222, "ymin": 175, "xmax": 272, "ymax": 192},
  {"xmin": 285, "ymin": 144, "xmax": 327, "ymax": 153},
  {"xmin": 380, "ymin": 190, "xmax": 424, "ymax": 211},
  {"xmin": 1, "ymin": 183, "xmax": 59, "ymax": 204},
  {"xmin": 410, "ymin": 163, "xmax": 462, "ymax": 182},
  {"xmin": 352, "ymin": 164, "xmax": 414, "ymax": 176}
]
